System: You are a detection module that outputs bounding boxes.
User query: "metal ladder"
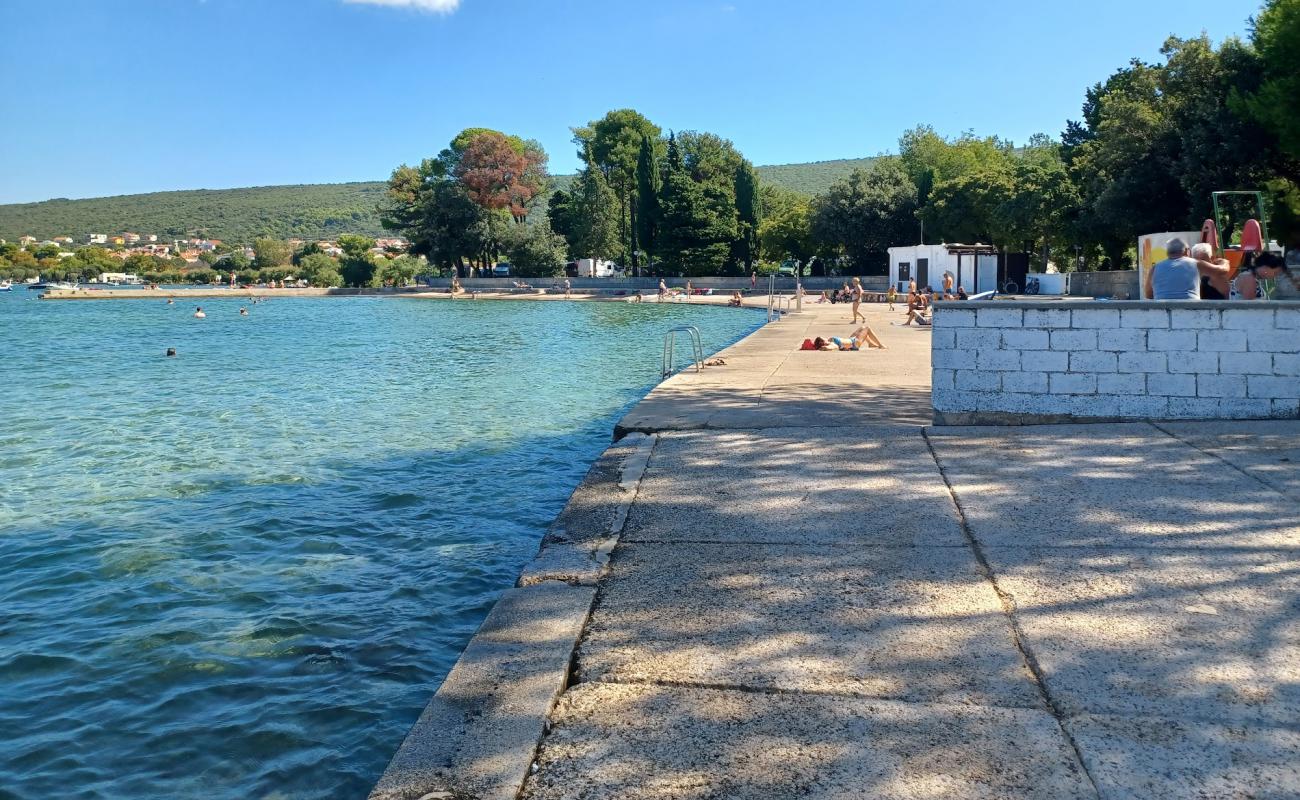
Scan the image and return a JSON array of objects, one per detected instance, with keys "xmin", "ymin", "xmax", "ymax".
[
  {"xmin": 765, "ymin": 274, "xmax": 803, "ymax": 322},
  {"xmin": 662, "ymin": 326, "xmax": 704, "ymax": 378}
]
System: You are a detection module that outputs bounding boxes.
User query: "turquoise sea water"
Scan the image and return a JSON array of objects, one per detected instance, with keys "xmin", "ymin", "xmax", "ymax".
[{"xmin": 0, "ymin": 291, "xmax": 762, "ymax": 799}]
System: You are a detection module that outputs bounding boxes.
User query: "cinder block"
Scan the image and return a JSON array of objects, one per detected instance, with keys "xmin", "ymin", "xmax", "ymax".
[
  {"xmin": 1274, "ymin": 354, "xmax": 1300, "ymax": 376},
  {"xmin": 1020, "ymin": 350, "xmax": 1069, "ymax": 372},
  {"xmin": 1215, "ymin": 398, "xmax": 1272, "ymax": 418},
  {"xmin": 936, "ymin": 308, "xmax": 977, "ymax": 328},
  {"xmin": 956, "ymin": 370, "xmax": 1000, "ymax": 392},
  {"xmin": 1248, "ymin": 375, "xmax": 1300, "ymax": 400},
  {"xmin": 930, "ymin": 329, "xmax": 957, "ymax": 350},
  {"xmin": 1167, "ymin": 397, "xmax": 1223, "ymax": 419},
  {"xmin": 1097, "ymin": 329, "xmax": 1145, "ymax": 352},
  {"xmin": 1271, "ymin": 398, "xmax": 1300, "ymax": 418},
  {"xmin": 1069, "ymin": 351, "xmax": 1118, "ymax": 373},
  {"xmin": 1024, "ymin": 308, "xmax": 1070, "ymax": 328},
  {"xmin": 1070, "ymin": 308, "xmax": 1121, "ymax": 329},
  {"xmin": 1252, "ymin": 335, "xmax": 1300, "ymax": 354},
  {"xmin": 1002, "ymin": 371, "xmax": 1049, "ymax": 393},
  {"xmin": 1118, "ymin": 351, "xmax": 1167, "ymax": 373},
  {"xmin": 1197, "ymin": 330, "xmax": 1248, "ymax": 352},
  {"xmin": 932, "ymin": 348, "xmax": 976, "ymax": 369},
  {"xmin": 1050, "ymin": 330, "xmax": 1098, "ymax": 351},
  {"xmin": 956, "ymin": 328, "xmax": 1002, "ymax": 351},
  {"xmin": 931, "ymin": 387, "xmax": 969, "ymax": 411},
  {"xmin": 1147, "ymin": 372, "xmax": 1196, "ymax": 397},
  {"xmin": 977, "ymin": 349, "xmax": 1021, "ymax": 371},
  {"xmin": 1078, "ymin": 394, "xmax": 1122, "ymax": 417},
  {"xmin": 1146, "ymin": 329, "xmax": 1198, "ymax": 352},
  {"xmin": 1277, "ymin": 309, "xmax": 1300, "ymax": 330},
  {"xmin": 932, "ymin": 368, "xmax": 956, "ymax": 392},
  {"xmin": 1218, "ymin": 352, "xmax": 1274, "ymax": 375},
  {"xmin": 1198, "ymin": 374, "xmax": 1248, "ymax": 398},
  {"xmin": 1098, "ymin": 373, "xmax": 1145, "ymax": 395},
  {"xmin": 1166, "ymin": 351, "xmax": 1218, "ymax": 374},
  {"xmin": 976, "ymin": 308, "xmax": 1024, "ymax": 328},
  {"xmin": 1170, "ymin": 308, "xmax": 1222, "ymax": 329},
  {"xmin": 1050, "ymin": 372, "xmax": 1097, "ymax": 395},
  {"xmin": 1118, "ymin": 395, "xmax": 1169, "ymax": 418},
  {"xmin": 1222, "ymin": 309, "xmax": 1275, "ymax": 330},
  {"xmin": 985, "ymin": 392, "xmax": 1056, "ymax": 414},
  {"xmin": 953, "ymin": 390, "xmax": 993, "ymax": 410},
  {"xmin": 1001, "ymin": 329, "xmax": 1049, "ymax": 350},
  {"xmin": 1121, "ymin": 309, "xmax": 1169, "ymax": 328}
]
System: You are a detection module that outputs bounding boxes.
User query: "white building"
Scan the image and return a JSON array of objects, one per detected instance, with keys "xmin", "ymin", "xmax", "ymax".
[
  {"xmin": 887, "ymin": 243, "xmax": 1000, "ymax": 294},
  {"xmin": 87, "ymin": 233, "xmax": 108, "ymax": 244}
]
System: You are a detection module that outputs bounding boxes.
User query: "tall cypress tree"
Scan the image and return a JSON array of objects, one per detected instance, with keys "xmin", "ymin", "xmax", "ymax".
[
  {"xmin": 636, "ymin": 134, "xmax": 661, "ymax": 270},
  {"xmin": 734, "ymin": 161, "xmax": 760, "ymax": 270},
  {"xmin": 658, "ymin": 133, "xmax": 731, "ymax": 276}
]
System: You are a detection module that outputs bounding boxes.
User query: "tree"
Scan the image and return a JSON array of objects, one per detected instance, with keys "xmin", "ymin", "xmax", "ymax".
[
  {"xmin": 811, "ymin": 160, "xmax": 919, "ymax": 272},
  {"xmin": 547, "ymin": 188, "xmax": 578, "ymax": 253},
  {"xmin": 124, "ymin": 252, "xmax": 155, "ymax": 274},
  {"xmin": 1239, "ymin": 0, "xmax": 1300, "ymax": 163},
  {"xmin": 657, "ymin": 135, "xmax": 734, "ymax": 275},
  {"xmin": 452, "ymin": 129, "xmax": 549, "ymax": 223},
  {"xmin": 506, "ymin": 222, "xmax": 567, "ymax": 278},
  {"xmin": 378, "ymin": 254, "xmax": 422, "ymax": 287},
  {"xmin": 734, "ymin": 161, "xmax": 761, "ymax": 270},
  {"xmin": 570, "ymin": 163, "xmax": 620, "ymax": 261},
  {"xmin": 252, "ymin": 238, "xmax": 292, "ymax": 269},
  {"xmin": 635, "ymin": 134, "xmax": 661, "ymax": 267},
  {"xmin": 758, "ymin": 192, "xmax": 815, "ymax": 266},
  {"xmin": 573, "ymin": 109, "xmax": 662, "ymax": 267},
  {"xmin": 338, "ymin": 234, "xmax": 377, "ymax": 286},
  {"xmin": 297, "ymin": 253, "xmax": 343, "ymax": 287}
]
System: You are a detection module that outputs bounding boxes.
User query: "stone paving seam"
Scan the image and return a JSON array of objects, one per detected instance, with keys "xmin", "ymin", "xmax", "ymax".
[
  {"xmin": 920, "ymin": 427, "xmax": 1105, "ymax": 799},
  {"xmin": 1150, "ymin": 420, "xmax": 1296, "ymax": 499},
  {"xmin": 576, "ymin": 675, "xmax": 1056, "ymax": 710}
]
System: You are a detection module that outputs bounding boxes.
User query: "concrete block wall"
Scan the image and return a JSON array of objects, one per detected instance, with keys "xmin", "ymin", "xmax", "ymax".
[
  {"xmin": 1065, "ymin": 270, "xmax": 1139, "ymax": 299},
  {"xmin": 932, "ymin": 301, "xmax": 1300, "ymax": 424}
]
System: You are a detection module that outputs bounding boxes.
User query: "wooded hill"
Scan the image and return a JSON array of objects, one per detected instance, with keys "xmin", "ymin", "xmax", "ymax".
[{"xmin": 0, "ymin": 158, "xmax": 876, "ymax": 244}]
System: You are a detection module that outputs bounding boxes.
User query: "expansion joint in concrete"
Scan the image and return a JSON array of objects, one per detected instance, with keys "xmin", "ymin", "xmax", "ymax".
[
  {"xmin": 1148, "ymin": 421, "xmax": 1283, "ymax": 497},
  {"xmin": 920, "ymin": 428, "xmax": 1104, "ymax": 800}
]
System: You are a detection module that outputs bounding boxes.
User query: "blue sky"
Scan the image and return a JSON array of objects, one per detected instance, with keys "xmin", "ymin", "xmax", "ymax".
[{"xmin": 0, "ymin": 0, "xmax": 1260, "ymax": 204}]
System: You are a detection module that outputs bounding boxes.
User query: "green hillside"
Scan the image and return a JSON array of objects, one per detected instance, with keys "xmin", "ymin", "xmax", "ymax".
[{"xmin": 0, "ymin": 157, "xmax": 877, "ymax": 244}]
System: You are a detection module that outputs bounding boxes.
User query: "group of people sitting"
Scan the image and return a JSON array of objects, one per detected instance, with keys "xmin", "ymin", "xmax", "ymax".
[{"xmin": 1147, "ymin": 238, "xmax": 1294, "ymax": 301}]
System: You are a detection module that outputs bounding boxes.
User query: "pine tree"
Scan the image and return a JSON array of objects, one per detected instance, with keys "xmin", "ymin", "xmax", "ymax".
[
  {"xmin": 572, "ymin": 157, "xmax": 620, "ymax": 261},
  {"xmin": 635, "ymin": 134, "xmax": 661, "ymax": 269},
  {"xmin": 657, "ymin": 134, "xmax": 731, "ymax": 276}
]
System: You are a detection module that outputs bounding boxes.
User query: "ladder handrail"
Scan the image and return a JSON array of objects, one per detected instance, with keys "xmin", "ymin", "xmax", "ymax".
[{"xmin": 662, "ymin": 325, "xmax": 704, "ymax": 378}]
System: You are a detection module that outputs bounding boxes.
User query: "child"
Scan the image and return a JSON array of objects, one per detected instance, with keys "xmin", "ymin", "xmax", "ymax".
[{"xmin": 886, "ymin": 285, "xmax": 897, "ymax": 310}]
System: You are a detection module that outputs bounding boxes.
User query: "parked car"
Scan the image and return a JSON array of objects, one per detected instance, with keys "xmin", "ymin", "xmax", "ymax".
[{"xmin": 492, "ymin": 263, "xmax": 511, "ymax": 277}]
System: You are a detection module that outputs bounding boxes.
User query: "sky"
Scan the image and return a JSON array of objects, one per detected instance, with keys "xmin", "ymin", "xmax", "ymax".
[{"xmin": 0, "ymin": 0, "xmax": 1261, "ymax": 204}]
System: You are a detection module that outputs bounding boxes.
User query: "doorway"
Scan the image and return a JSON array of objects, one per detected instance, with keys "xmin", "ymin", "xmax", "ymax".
[
  {"xmin": 917, "ymin": 258, "xmax": 929, "ymax": 291},
  {"xmin": 897, "ymin": 263, "xmax": 911, "ymax": 292}
]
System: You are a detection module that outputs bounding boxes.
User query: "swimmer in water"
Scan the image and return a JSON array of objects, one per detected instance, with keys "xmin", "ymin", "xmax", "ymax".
[
  {"xmin": 167, "ymin": 298, "xmax": 174, "ymax": 305},
  {"xmin": 166, "ymin": 348, "xmax": 177, "ymax": 357},
  {"xmin": 239, "ymin": 307, "xmax": 248, "ymax": 316},
  {"xmin": 194, "ymin": 307, "xmax": 206, "ymax": 318}
]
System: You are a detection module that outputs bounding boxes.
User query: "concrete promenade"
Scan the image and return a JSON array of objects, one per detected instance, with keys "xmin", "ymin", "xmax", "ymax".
[{"xmin": 372, "ymin": 302, "xmax": 1300, "ymax": 800}]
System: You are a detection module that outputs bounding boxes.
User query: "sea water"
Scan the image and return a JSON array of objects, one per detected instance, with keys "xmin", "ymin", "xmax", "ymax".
[{"xmin": 0, "ymin": 291, "xmax": 762, "ymax": 799}]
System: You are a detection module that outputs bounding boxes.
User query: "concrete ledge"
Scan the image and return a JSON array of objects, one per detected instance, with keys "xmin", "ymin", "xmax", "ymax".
[
  {"xmin": 517, "ymin": 433, "xmax": 656, "ymax": 587},
  {"xmin": 368, "ymin": 581, "xmax": 596, "ymax": 800},
  {"xmin": 938, "ymin": 299, "xmax": 1300, "ymax": 310},
  {"xmin": 933, "ymin": 409, "xmax": 1299, "ymax": 426}
]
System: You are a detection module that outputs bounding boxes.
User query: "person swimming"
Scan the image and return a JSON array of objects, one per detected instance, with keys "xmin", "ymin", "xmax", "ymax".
[
  {"xmin": 239, "ymin": 307, "xmax": 248, "ymax": 316},
  {"xmin": 166, "ymin": 298, "xmax": 174, "ymax": 305},
  {"xmin": 194, "ymin": 307, "xmax": 206, "ymax": 318},
  {"xmin": 166, "ymin": 348, "xmax": 176, "ymax": 357}
]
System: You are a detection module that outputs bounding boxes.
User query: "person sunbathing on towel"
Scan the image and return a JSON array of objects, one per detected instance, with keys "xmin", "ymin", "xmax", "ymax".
[
  {"xmin": 823, "ymin": 325, "xmax": 886, "ymax": 350},
  {"xmin": 903, "ymin": 308, "xmax": 932, "ymax": 326}
]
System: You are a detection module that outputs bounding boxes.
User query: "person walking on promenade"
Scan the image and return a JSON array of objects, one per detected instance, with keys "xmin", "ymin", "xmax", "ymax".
[
  {"xmin": 564, "ymin": 278, "xmax": 571, "ymax": 299},
  {"xmin": 850, "ymin": 277, "xmax": 866, "ymax": 324},
  {"xmin": 685, "ymin": 280, "xmax": 693, "ymax": 300},
  {"xmin": 886, "ymin": 285, "xmax": 897, "ymax": 310},
  {"xmin": 750, "ymin": 270, "xmax": 757, "ymax": 291}
]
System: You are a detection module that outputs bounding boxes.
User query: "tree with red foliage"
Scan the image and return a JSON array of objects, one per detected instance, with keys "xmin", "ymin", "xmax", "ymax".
[{"xmin": 450, "ymin": 130, "xmax": 548, "ymax": 223}]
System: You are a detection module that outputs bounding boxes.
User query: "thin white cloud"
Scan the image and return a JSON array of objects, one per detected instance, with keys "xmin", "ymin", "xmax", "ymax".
[{"xmin": 344, "ymin": 0, "xmax": 461, "ymax": 13}]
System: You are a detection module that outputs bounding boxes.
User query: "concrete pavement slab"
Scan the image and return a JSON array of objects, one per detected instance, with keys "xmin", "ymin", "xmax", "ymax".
[
  {"xmin": 520, "ymin": 683, "xmax": 1096, "ymax": 800},
  {"xmin": 927, "ymin": 424, "xmax": 1300, "ymax": 549},
  {"xmin": 1159, "ymin": 420, "xmax": 1300, "ymax": 502},
  {"xmin": 1066, "ymin": 713, "xmax": 1300, "ymax": 799},
  {"xmin": 622, "ymin": 428, "xmax": 967, "ymax": 547},
  {"xmin": 985, "ymin": 545, "xmax": 1300, "ymax": 724},
  {"xmin": 578, "ymin": 542, "xmax": 1041, "ymax": 707}
]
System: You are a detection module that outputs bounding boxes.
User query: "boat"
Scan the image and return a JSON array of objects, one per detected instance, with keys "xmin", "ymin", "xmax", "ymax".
[{"xmin": 0, "ymin": 281, "xmax": 12, "ymax": 292}]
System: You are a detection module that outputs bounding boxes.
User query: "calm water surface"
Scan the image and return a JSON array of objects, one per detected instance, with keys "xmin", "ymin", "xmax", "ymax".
[{"xmin": 0, "ymin": 291, "xmax": 762, "ymax": 799}]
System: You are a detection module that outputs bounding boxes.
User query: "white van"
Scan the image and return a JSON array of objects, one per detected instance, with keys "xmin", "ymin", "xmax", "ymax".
[{"xmin": 575, "ymin": 258, "xmax": 616, "ymax": 278}]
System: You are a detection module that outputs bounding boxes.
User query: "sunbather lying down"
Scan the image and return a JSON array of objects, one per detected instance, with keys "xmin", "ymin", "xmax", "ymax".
[{"xmin": 803, "ymin": 326, "xmax": 886, "ymax": 351}]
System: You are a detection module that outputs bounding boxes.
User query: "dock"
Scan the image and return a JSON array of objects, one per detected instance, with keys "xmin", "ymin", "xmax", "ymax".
[{"xmin": 371, "ymin": 301, "xmax": 1300, "ymax": 799}]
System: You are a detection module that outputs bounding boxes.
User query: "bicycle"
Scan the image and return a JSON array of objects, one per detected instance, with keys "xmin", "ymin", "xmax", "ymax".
[{"xmin": 999, "ymin": 279, "xmax": 1019, "ymax": 295}]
